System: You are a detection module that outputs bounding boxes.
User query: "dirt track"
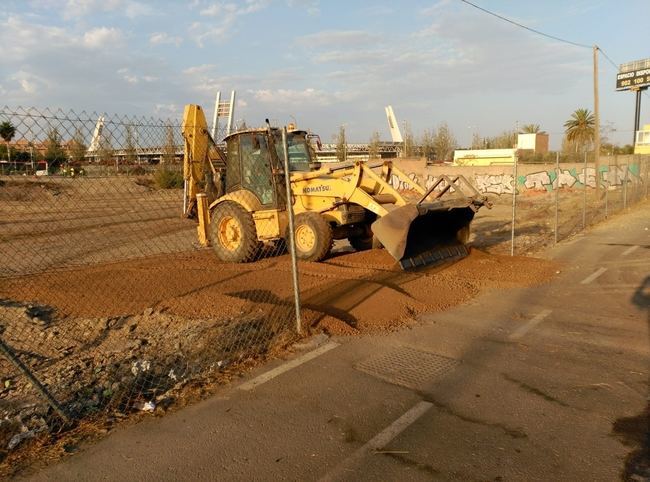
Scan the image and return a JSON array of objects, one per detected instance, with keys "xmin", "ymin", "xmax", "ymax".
[{"xmin": 0, "ymin": 247, "xmax": 558, "ymax": 335}]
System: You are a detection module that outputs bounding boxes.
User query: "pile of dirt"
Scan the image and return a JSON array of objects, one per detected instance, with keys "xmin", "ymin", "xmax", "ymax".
[{"xmin": 0, "ymin": 248, "xmax": 558, "ymax": 336}]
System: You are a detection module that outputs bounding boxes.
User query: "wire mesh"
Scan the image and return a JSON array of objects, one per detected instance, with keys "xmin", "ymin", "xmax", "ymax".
[{"xmin": 0, "ymin": 107, "xmax": 301, "ymax": 458}]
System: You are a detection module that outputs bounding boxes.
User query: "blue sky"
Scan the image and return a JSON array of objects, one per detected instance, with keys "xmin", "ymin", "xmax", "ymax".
[{"xmin": 1, "ymin": 0, "xmax": 648, "ymax": 147}]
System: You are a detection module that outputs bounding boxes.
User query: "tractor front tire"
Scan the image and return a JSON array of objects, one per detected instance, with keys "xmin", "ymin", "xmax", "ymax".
[
  {"xmin": 209, "ymin": 201, "xmax": 260, "ymax": 263},
  {"xmin": 348, "ymin": 224, "xmax": 381, "ymax": 252},
  {"xmin": 292, "ymin": 212, "xmax": 333, "ymax": 262}
]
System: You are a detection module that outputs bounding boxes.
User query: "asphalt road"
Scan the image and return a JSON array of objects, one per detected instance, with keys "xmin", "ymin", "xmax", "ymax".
[{"xmin": 23, "ymin": 204, "xmax": 649, "ymax": 481}]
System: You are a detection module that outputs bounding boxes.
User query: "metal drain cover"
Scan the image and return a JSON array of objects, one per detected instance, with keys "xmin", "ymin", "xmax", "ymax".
[{"xmin": 355, "ymin": 346, "xmax": 459, "ymax": 390}]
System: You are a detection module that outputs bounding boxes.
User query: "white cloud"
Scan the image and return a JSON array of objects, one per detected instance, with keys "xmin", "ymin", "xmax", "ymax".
[
  {"xmin": 250, "ymin": 88, "xmax": 335, "ymax": 107},
  {"xmin": 154, "ymin": 103, "xmax": 181, "ymax": 116},
  {"xmin": 182, "ymin": 64, "xmax": 216, "ymax": 75},
  {"xmin": 83, "ymin": 27, "xmax": 124, "ymax": 49},
  {"xmin": 286, "ymin": 0, "xmax": 320, "ymax": 16},
  {"xmin": 61, "ymin": 0, "xmax": 152, "ymax": 19},
  {"xmin": 10, "ymin": 71, "xmax": 49, "ymax": 95},
  {"xmin": 420, "ymin": 0, "xmax": 451, "ymax": 16},
  {"xmin": 200, "ymin": 0, "xmax": 269, "ymax": 17},
  {"xmin": 298, "ymin": 30, "xmax": 378, "ymax": 48},
  {"xmin": 117, "ymin": 68, "xmax": 157, "ymax": 84},
  {"xmin": 149, "ymin": 32, "xmax": 183, "ymax": 47},
  {"xmin": 189, "ymin": 0, "xmax": 271, "ymax": 46},
  {"xmin": 1, "ymin": 16, "xmax": 72, "ymax": 61}
]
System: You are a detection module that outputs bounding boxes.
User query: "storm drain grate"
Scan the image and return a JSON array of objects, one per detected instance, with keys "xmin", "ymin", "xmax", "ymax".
[{"xmin": 355, "ymin": 346, "xmax": 460, "ymax": 390}]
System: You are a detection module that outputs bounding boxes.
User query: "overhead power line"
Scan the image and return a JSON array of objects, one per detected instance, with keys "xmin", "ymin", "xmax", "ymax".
[
  {"xmin": 458, "ymin": 1, "xmax": 648, "ymax": 97},
  {"xmin": 458, "ymin": 0, "xmax": 592, "ymax": 49},
  {"xmin": 597, "ymin": 48, "xmax": 620, "ymax": 71}
]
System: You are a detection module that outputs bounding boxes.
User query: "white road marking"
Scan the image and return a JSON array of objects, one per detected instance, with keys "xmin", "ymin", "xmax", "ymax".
[
  {"xmin": 580, "ymin": 267, "xmax": 608, "ymax": 285},
  {"xmin": 319, "ymin": 401, "xmax": 433, "ymax": 482},
  {"xmin": 621, "ymin": 245, "xmax": 639, "ymax": 256},
  {"xmin": 509, "ymin": 309, "xmax": 553, "ymax": 340},
  {"xmin": 238, "ymin": 342, "xmax": 339, "ymax": 391}
]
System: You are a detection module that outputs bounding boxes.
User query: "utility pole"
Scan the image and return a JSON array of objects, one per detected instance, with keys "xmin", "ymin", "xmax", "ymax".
[{"xmin": 593, "ymin": 45, "xmax": 601, "ymax": 196}]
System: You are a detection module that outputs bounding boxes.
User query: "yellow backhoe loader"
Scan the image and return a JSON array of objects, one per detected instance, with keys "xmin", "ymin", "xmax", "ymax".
[{"xmin": 181, "ymin": 104, "xmax": 489, "ymax": 269}]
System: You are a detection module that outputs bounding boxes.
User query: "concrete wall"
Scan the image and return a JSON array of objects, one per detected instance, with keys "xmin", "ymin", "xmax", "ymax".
[{"xmin": 390, "ymin": 155, "xmax": 648, "ymax": 196}]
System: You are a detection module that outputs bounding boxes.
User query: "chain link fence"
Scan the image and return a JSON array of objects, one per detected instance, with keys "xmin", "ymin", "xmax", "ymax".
[
  {"xmin": 1, "ymin": 106, "xmax": 648, "ymax": 471},
  {"xmin": 0, "ymin": 107, "xmax": 302, "ymax": 466},
  {"xmin": 468, "ymin": 152, "xmax": 650, "ymax": 255}
]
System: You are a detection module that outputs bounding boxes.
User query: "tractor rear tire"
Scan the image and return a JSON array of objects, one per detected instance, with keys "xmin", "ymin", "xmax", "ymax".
[
  {"xmin": 292, "ymin": 212, "xmax": 333, "ymax": 262},
  {"xmin": 348, "ymin": 224, "xmax": 381, "ymax": 251},
  {"xmin": 209, "ymin": 201, "xmax": 260, "ymax": 263}
]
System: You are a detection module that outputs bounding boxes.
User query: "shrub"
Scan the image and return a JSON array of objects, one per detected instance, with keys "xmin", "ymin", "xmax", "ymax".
[
  {"xmin": 129, "ymin": 165, "xmax": 147, "ymax": 176},
  {"xmin": 154, "ymin": 167, "xmax": 183, "ymax": 189}
]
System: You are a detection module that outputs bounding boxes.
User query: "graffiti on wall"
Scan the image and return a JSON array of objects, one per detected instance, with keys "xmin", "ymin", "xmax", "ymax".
[
  {"xmin": 389, "ymin": 164, "xmax": 641, "ymax": 196},
  {"xmin": 475, "ymin": 174, "xmax": 515, "ymax": 195}
]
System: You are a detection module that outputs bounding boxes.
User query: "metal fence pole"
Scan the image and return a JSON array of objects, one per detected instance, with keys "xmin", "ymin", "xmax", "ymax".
[
  {"xmin": 0, "ymin": 337, "xmax": 70, "ymax": 424},
  {"xmin": 603, "ymin": 164, "xmax": 612, "ymax": 219},
  {"xmin": 623, "ymin": 159, "xmax": 628, "ymax": 210},
  {"xmin": 281, "ymin": 127, "xmax": 302, "ymax": 334},
  {"xmin": 510, "ymin": 154, "xmax": 517, "ymax": 256},
  {"xmin": 644, "ymin": 156, "xmax": 650, "ymax": 198},
  {"xmin": 582, "ymin": 151, "xmax": 587, "ymax": 229},
  {"xmin": 554, "ymin": 152, "xmax": 559, "ymax": 244}
]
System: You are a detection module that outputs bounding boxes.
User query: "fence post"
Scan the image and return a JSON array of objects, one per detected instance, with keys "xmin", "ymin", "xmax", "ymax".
[
  {"xmin": 623, "ymin": 159, "xmax": 628, "ymax": 210},
  {"xmin": 281, "ymin": 127, "xmax": 302, "ymax": 334},
  {"xmin": 603, "ymin": 164, "xmax": 612, "ymax": 219},
  {"xmin": 510, "ymin": 153, "xmax": 517, "ymax": 256},
  {"xmin": 645, "ymin": 156, "xmax": 649, "ymax": 198},
  {"xmin": 0, "ymin": 337, "xmax": 70, "ymax": 424},
  {"xmin": 582, "ymin": 151, "xmax": 587, "ymax": 229},
  {"xmin": 643, "ymin": 156, "xmax": 650, "ymax": 198},
  {"xmin": 554, "ymin": 152, "xmax": 559, "ymax": 244}
]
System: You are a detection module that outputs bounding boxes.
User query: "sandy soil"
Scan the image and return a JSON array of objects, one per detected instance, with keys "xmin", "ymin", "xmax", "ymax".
[
  {"xmin": 0, "ymin": 174, "xmax": 568, "ymax": 474},
  {"xmin": 0, "ymin": 248, "xmax": 558, "ymax": 335}
]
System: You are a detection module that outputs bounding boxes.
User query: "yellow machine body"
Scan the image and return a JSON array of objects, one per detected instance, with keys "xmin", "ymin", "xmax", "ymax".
[{"xmin": 182, "ymin": 104, "xmax": 489, "ymax": 269}]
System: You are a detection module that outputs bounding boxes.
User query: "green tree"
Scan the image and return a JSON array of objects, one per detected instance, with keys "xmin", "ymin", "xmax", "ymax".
[
  {"xmin": 471, "ymin": 131, "xmax": 484, "ymax": 149},
  {"xmin": 485, "ymin": 130, "xmax": 518, "ymax": 149},
  {"xmin": 432, "ymin": 122, "xmax": 457, "ymax": 161},
  {"xmin": 334, "ymin": 125, "xmax": 347, "ymax": 162},
  {"xmin": 44, "ymin": 127, "xmax": 67, "ymax": 170},
  {"xmin": 69, "ymin": 128, "xmax": 87, "ymax": 165},
  {"xmin": 368, "ymin": 131, "xmax": 381, "ymax": 160},
  {"xmin": 0, "ymin": 121, "xmax": 16, "ymax": 166},
  {"xmin": 420, "ymin": 129, "xmax": 435, "ymax": 162},
  {"xmin": 519, "ymin": 124, "xmax": 543, "ymax": 134},
  {"xmin": 564, "ymin": 108, "xmax": 595, "ymax": 153}
]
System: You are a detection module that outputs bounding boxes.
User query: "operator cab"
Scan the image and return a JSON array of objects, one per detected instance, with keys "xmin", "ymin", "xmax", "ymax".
[{"xmin": 222, "ymin": 127, "xmax": 317, "ymax": 208}]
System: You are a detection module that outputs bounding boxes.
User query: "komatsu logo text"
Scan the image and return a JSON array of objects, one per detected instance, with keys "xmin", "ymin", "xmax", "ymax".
[{"xmin": 303, "ymin": 185, "xmax": 331, "ymax": 194}]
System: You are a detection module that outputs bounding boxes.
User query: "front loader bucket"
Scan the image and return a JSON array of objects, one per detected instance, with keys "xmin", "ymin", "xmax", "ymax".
[{"xmin": 371, "ymin": 202, "xmax": 478, "ymax": 270}]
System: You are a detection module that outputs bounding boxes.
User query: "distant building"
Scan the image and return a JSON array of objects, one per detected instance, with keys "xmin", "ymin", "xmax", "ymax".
[
  {"xmin": 517, "ymin": 133, "xmax": 549, "ymax": 154},
  {"xmin": 453, "ymin": 132, "xmax": 549, "ymax": 166},
  {"xmin": 634, "ymin": 124, "xmax": 650, "ymax": 155},
  {"xmin": 453, "ymin": 148, "xmax": 516, "ymax": 166}
]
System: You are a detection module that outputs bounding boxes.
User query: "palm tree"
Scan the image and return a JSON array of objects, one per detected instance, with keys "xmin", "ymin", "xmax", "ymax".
[
  {"xmin": 564, "ymin": 108, "xmax": 595, "ymax": 153},
  {"xmin": 0, "ymin": 121, "xmax": 16, "ymax": 166},
  {"xmin": 520, "ymin": 124, "xmax": 542, "ymax": 134}
]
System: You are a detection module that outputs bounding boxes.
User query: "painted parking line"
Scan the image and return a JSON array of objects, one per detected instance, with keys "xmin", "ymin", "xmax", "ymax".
[
  {"xmin": 509, "ymin": 309, "xmax": 553, "ymax": 340},
  {"xmin": 238, "ymin": 342, "xmax": 339, "ymax": 391},
  {"xmin": 318, "ymin": 401, "xmax": 433, "ymax": 482},
  {"xmin": 580, "ymin": 267, "xmax": 608, "ymax": 285},
  {"xmin": 621, "ymin": 245, "xmax": 639, "ymax": 256}
]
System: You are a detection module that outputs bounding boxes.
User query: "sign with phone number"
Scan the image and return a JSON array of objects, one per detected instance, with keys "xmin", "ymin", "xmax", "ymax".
[{"xmin": 616, "ymin": 68, "xmax": 650, "ymax": 91}]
